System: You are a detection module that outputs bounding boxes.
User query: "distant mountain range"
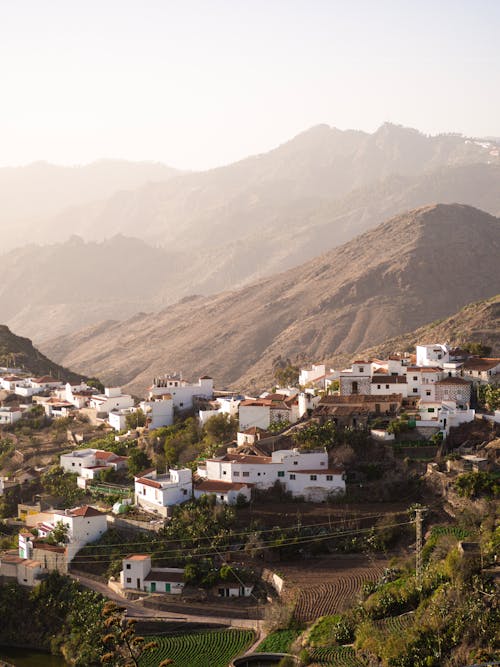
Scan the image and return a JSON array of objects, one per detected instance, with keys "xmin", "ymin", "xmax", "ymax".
[
  {"xmin": 42, "ymin": 203, "xmax": 500, "ymax": 394},
  {"xmin": 0, "ymin": 159, "xmax": 178, "ymax": 251},
  {"xmin": 2, "ymin": 124, "xmax": 500, "ymax": 341}
]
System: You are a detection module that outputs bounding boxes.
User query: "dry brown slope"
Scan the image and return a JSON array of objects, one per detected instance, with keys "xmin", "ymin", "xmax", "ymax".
[
  {"xmin": 44, "ymin": 204, "xmax": 500, "ymax": 393},
  {"xmin": 329, "ymin": 294, "xmax": 500, "ymax": 369}
]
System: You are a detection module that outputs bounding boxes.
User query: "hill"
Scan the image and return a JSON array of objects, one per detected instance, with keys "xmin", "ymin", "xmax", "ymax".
[
  {"xmin": 0, "ymin": 325, "xmax": 85, "ymax": 383},
  {"xmin": 43, "ymin": 204, "xmax": 500, "ymax": 393},
  {"xmin": 329, "ymin": 294, "xmax": 500, "ymax": 370}
]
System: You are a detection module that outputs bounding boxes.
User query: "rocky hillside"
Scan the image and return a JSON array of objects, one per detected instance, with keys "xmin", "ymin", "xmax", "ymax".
[
  {"xmin": 329, "ymin": 294, "xmax": 500, "ymax": 370},
  {"xmin": 43, "ymin": 204, "xmax": 500, "ymax": 393},
  {"xmin": 0, "ymin": 325, "xmax": 85, "ymax": 383}
]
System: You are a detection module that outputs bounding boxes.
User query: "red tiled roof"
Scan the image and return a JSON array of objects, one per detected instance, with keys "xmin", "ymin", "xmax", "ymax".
[
  {"xmin": 462, "ymin": 358, "xmax": 500, "ymax": 371},
  {"xmin": 125, "ymin": 554, "xmax": 150, "ymax": 561},
  {"xmin": 135, "ymin": 477, "xmax": 162, "ymax": 489},
  {"xmin": 32, "ymin": 376, "xmax": 60, "ymax": 384},
  {"xmin": 195, "ymin": 479, "xmax": 253, "ymax": 492},
  {"xmin": 372, "ymin": 376, "xmax": 407, "ymax": 384},
  {"xmin": 435, "ymin": 377, "xmax": 471, "ymax": 385},
  {"xmin": 62, "ymin": 505, "xmax": 104, "ymax": 518}
]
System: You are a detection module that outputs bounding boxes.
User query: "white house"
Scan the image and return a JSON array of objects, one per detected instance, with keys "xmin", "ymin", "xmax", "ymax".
[
  {"xmin": 149, "ymin": 374, "xmax": 214, "ymax": 411},
  {"xmin": 406, "ymin": 367, "xmax": 444, "ymax": 401},
  {"xmin": 30, "ymin": 376, "xmax": 63, "ymax": 391},
  {"xmin": 194, "ymin": 479, "xmax": 252, "ymax": 505},
  {"xmin": 299, "ymin": 364, "xmax": 326, "ymax": 387},
  {"xmin": 339, "ymin": 361, "xmax": 372, "ymax": 396},
  {"xmin": 56, "ymin": 382, "xmax": 95, "ymax": 408},
  {"xmin": 89, "ymin": 387, "xmax": 134, "ymax": 416},
  {"xmin": 0, "ymin": 406, "xmax": 22, "ymax": 425},
  {"xmin": 416, "ymin": 344, "xmax": 450, "ymax": 367},
  {"xmin": 199, "ymin": 449, "xmax": 345, "ymax": 501},
  {"xmin": 60, "ymin": 448, "xmax": 128, "ymax": 487},
  {"xmin": 120, "ymin": 554, "xmax": 185, "ymax": 594},
  {"xmin": 0, "ymin": 552, "xmax": 46, "ymax": 587},
  {"xmin": 21, "ymin": 505, "xmax": 108, "ymax": 564},
  {"xmin": 239, "ymin": 394, "xmax": 299, "ymax": 430},
  {"xmin": 140, "ymin": 395, "xmax": 174, "ymax": 430},
  {"xmin": 370, "ymin": 375, "xmax": 408, "ymax": 398},
  {"xmin": 134, "ymin": 468, "xmax": 192, "ymax": 517},
  {"xmin": 461, "ymin": 358, "xmax": 500, "ymax": 385},
  {"xmin": 0, "ymin": 375, "xmax": 25, "ymax": 391}
]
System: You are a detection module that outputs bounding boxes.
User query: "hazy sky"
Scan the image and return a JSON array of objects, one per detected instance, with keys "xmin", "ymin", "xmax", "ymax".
[{"xmin": 1, "ymin": 0, "xmax": 499, "ymax": 170}]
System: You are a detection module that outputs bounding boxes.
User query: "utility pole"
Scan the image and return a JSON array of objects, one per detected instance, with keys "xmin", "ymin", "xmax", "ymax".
[{"xmin": 415, "ymin": 507, "xmax": 426, "ymax": 591}]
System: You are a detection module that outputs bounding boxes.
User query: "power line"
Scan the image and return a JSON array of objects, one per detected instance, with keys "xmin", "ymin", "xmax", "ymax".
[{"xmin": 69, "ymin": 520, "xmax": 414, "ymax": 566}]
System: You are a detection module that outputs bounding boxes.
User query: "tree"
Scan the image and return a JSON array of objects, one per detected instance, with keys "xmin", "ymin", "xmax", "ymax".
[
  {"xmin": 41, "ymin": 465, "xmax": 84, "ymax": 508},
  {"xmin": 125, "ymin": 409, "xmax": 147, "ymax": 430},
  {"xmin": 47, "ymin": 520, "xmax": 69, "ymax": 545},
  {"xmin": 87, "ymin": 377, "xmax": 105, "ymax": 393},
  {"xmin": 127, "ymin": 448, "xmax": 151, "ymax": 477},
  {"xmin": 100, "ymin": 601, "xmax": 171, "ymax": 666},
  {"xmin": 273, "ymin": 358, "xmax": 299, "ymax": 387},
  {"xmin": 203, "ymin": 413, "xmax": 237, "ymax": 444}
]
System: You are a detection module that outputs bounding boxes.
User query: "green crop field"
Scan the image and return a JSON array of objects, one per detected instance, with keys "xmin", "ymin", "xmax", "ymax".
[
  {"xmin": 140, "ymin": 629, "xmax": 255, "ymax": 667},
  {"xmin": 309, "ymin": 646, "xmax": 365, "ymax": 666},
  {"xmin": 257, "ymin": 629, "xmax": 300, "ymax": 653}
]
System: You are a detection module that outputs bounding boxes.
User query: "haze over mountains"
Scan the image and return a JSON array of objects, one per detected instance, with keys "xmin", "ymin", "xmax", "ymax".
[
  {"xmin": 43, "ymin": 204, "xmax": 500, "ymax": 394},
  {"xmin": 2, "ymin": 123, "xmax": 500, "ymax": 342}
]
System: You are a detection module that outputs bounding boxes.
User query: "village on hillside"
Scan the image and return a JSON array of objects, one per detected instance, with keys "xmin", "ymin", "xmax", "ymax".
[{"xmin": 0, "ymin": 342, "xmax": 499, "ymax": 665}]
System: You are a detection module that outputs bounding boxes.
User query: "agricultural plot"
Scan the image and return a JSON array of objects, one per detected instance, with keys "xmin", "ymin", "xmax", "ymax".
[
  {"xmin": 140, "ymin": 629, "xmax": 254, "ymax": 667},
  {"xmin": 309, "ymin": 646, "xmax": 365, "ymax": 666},
  {"xmin": 373, "ymin": 611, "xmax": 415, "ymax": 635},
  {"xmin": 257, "ymin": 629, "xmax": 300, "ymax": 653},
  {"xmin": 283, "ymin": 556, "xmax": 386, "ymax": 623}
]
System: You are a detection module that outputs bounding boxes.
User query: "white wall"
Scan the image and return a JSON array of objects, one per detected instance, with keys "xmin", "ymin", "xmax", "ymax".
[{"xmin": 239, "ymin": 404, "xmax": 271, "ymax": 430}]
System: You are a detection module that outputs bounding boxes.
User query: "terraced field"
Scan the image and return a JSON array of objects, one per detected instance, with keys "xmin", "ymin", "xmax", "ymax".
[
  {"xmin": 309, "ymin": 646, "xmax": 365, "ymax": 666},
  {"xmin": 373, "ymin": 611, "xmax": 415, "ymax": 635},
  {"xmin": 281, "ymin": 556, "xmax": 387, "ymax": 623},
  {"xmin": 139, "ymin": 629, "xmax": 254, "ymax": 667}
]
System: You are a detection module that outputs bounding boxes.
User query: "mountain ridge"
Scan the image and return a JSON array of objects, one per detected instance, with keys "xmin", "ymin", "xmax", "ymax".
[{"xmin": 42, "ymin": 203, "xmax": 500, "ymax": 394}]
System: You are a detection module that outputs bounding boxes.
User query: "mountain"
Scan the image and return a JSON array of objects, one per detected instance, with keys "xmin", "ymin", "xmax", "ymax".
[
  {"xmin": 3, "ymin": 126, "xmax": 500, "ymax": 342},
  {"xmin": 42, "ymin": 204, "xmax": 500, "ymax": 394},
  {"xmin": 0, "ymin": 160, "xmax": 179, "ymax": 251},
  {"xmin": 0, "ymin": 325, "xmax": 85, "ymax": 383},
  {"xmin": 0, "ymin": 235, "xmax": 184, "ymax": 341}
]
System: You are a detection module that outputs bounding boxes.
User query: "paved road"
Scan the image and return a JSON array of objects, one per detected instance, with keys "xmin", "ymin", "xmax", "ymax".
[{"xmin": 69, "ymin": 572, "xmax": 263, "ymax": 631}]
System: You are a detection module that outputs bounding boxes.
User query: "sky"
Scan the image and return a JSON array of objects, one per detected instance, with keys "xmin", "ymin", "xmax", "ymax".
[{"xmin": 1, "ymin": 0, "xmax": 500, "ymax": 170}]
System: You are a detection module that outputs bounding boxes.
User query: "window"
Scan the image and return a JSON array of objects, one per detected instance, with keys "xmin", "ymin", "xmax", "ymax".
[
  {"xmin": 359, "ymin": 367, "xmax": 364, "ymax": 373},
  {"xmin": 257, "ymin": 472, "xmax": 261, "ymax": 476},
  {"xmin": 233, "ymin": 471, "xmax": 240, "ymax": 476},
  {"xmin": 413, "ymin": 388, "xmax": 418, "ymax": 393},
  {"xmin": 126, "ymin": 577, "xmax": 131, "ymax": 583},
  {"xmin": 223, "ymin": 470, "xmax": 227, "ymax": 475},
  {"xmin": 426, "ymin": 391, "xmax": 431, "ymax": 396},
  {"xmin": 126, "ymin": 564, "xmax": 131, "ymax": 570},
  {"xmin": 293, "ymin": 461, "xmax": 298, "ymax": 465},
  {"xmin": 385, "ymin": 385, "xmax": 389, "ymax": 389},
  {"xmin": 413, "ymin": 376, "xmax": 418, "ymax": 381},
  {"xmin": 72, "ymin": 462, "xmax": 75, "ymax": 466},
  {"xmin": 428, "ymin": 408, "xmax": 435, "ymax": 413},
  {"xmin": 242, "ymin": 472, "xmax": 249, "ymax": 477},
  {"xmin": 289, "ymin": 474, "xmax": 296, "ymax": 480},
  {"xmin": 326, "ymin": 475, "xmax": 333, "ymax": 481},
  {"xmin": 278, "ymin": 471, "xmax": 284, "ymax": 477},
  {"xmin": 182, "ymin": 489, "xmax": 187, "ymax": 495},
  {"xmin": 310, "ymin": 475, "xmax": 317, "ymax": 481},
  {"xmin": 377, "ymin": 384, "xmax": 381, "ymax": 389}
]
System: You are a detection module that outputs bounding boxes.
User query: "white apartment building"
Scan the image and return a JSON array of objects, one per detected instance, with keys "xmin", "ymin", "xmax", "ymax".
[
  {"xmin": 134, "ymin": 468, "xmax": 193, "ymax": 517},
  {"xmin": 140, "ymin": 395, "xmax": 174, "ymax": 430},
  {"xmin": 198, "ymin": 449, "xmax": 345, "ymax": 501},
  {"xmin": 149, "ymin": 374, "xmax": 214, "ymax": 411}
]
